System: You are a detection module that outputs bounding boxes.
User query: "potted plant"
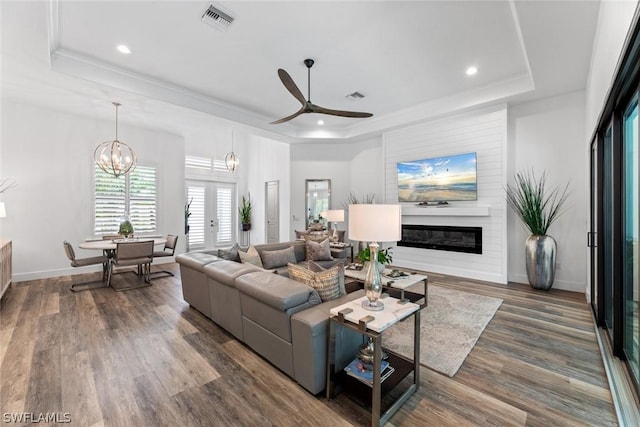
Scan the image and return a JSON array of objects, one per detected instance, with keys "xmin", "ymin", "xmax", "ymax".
[
  {"xmin": 357, "ymin": 247, "xmax": 393, "ymax": 273},
  {"xmin": 118, "ymin": 216, "xmax": 134, "ymax": 238},
  {"xmin": 239, "ymin": 194, "xmax": 252, "ymax": 231},
  {"xmin": 506, "ymin": 170, "xmax": 569, "ymax": 290},
  {"xmin": 185, "ymin": 198, "xmax": 192, "ymax": 235}
]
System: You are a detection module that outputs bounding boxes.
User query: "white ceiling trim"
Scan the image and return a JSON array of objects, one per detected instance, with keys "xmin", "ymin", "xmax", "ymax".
[{"xmin": 45, "ymin": 0, "xmax": 537, "ymax": 142}]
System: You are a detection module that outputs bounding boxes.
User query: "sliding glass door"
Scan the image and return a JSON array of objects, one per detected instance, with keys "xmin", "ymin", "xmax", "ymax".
[{"xmin": 623, "ymin": 97, "xmax": 640, "ymax": 384}]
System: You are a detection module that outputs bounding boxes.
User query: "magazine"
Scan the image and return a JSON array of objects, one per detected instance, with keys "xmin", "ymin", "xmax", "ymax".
[{"xmin": 344, "ymin": 358, "xmax": 394, "ymax": 386}]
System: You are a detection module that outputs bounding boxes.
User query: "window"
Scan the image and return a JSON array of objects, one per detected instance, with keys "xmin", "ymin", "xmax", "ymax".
[{"xmin": 94, "ymin": 165, "xmax": 157, "ymax": 235}]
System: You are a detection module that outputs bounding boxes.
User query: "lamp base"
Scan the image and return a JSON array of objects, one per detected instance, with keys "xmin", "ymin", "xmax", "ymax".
[{"xmin": 361, "ymin": 299, "xmax": 384, "ymax": 311}]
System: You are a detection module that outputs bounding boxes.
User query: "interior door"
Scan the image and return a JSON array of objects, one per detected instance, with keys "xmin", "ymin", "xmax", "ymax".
[
  {"xmin": 266, "ymin": 181, "xmax": 279, "ymax": 243},
  {"xmin": 187, "ymin": 181, "xmax": 236, "ymax": 250}
]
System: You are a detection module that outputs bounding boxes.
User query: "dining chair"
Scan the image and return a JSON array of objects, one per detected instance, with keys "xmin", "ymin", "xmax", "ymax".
[
  {"xmin": 108, "ymin": 240, "xmax": 154, "ymax": 291},
  {"xmin": 63, "ymin": 241, "xmax": 109, "ymax": 292},
  {"xmin": 150, "ymin": 234, "xmax": 178, "ymax": 279}
]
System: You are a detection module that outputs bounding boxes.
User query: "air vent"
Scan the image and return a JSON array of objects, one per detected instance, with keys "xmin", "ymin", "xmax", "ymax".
[
  {"xmin": 346, "ymin": 91, "xmax": 366, "ymax": 101},
  {"xmin": 201, "ymin": 4, "xmax": 234, "ymax": 31}
]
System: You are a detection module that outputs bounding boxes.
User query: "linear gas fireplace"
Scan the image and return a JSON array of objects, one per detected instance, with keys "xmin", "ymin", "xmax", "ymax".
[{"xmin": 399, "ymin": 224, "xmax": 482, "ymax": 254}]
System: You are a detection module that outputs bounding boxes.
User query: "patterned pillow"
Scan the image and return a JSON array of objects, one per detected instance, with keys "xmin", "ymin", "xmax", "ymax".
[
  {"xmin": 308, "ymin": 260, "xmax": 346, "ymax": 296},
  {"xmin": 238, "ymin": 245, "xmax": 264, "ymax": 268},
  {"xmin": 261, "ymin": 246, "xmax": 297, "ymax": 269},
  {"xmin": 295, "ymin": 230, "xmax": 309, "ymax": 239},
  {"xmin": 287, "ymin": 262, "xmax": 342, "ymax": 302},
  {"xmin": 305, "ymin": 238, "xmax": 333, "ymax": 261}
]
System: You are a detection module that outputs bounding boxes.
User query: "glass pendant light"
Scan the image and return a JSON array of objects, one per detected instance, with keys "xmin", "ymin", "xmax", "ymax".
[
  {"xmin": 225, "ymin": 130, "xmax": 239, "ymax": 172},
  {"xmin": 94, "ymin": 102, "xmax": 137, "ymax": 178}
]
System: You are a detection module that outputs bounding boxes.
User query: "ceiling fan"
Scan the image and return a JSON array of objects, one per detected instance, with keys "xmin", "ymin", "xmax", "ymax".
[{"xmin": 271, "ymin": 59, "xmax": 373, "ymax": 124}]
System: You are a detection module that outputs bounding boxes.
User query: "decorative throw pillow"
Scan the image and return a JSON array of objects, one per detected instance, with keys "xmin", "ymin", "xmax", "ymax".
[
  {"xmin": 295, "ymin": 230, "xmax": 309, "ymax": 239},
  {"xmin": 287, "ymin": 262, "xmax": 342, "ymax": 302},
  {"xmin": 261, "ymin": 246, "xmax": 297, "ymax": 270},
  {"xmin": 217, "ymin": 243, "xmax": 247, "ymax": 262},
  {"xmin": 238, "ymin": 245, "xmax": 264, "ymax": 268},
  {"xmin": 305, "ymin": 238, "xmax": 333, "ymax": 261},
  {"xmin": 308, "ymin": 260, "xmax": 346, "ymax": 296}
]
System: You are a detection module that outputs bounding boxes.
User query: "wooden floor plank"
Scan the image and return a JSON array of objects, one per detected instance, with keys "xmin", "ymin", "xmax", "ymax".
[{"xmin": 0, "ymin": 263, "xmax": 618, "ymax": 426}]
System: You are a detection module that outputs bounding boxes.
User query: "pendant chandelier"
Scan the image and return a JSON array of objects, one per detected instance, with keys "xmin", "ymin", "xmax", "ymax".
[
  {"xmin": 225, "ymin": 130, "xmax": 239, "ymax": 172},
  {"xmin": 94, "ymin": 102, "xmax": 137, "ymax": 178}
]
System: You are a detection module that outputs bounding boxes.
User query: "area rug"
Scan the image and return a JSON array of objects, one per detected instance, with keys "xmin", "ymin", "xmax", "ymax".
[{"xmin": 383, "ymin": 285, "xmax": 503, "ymax": 377}]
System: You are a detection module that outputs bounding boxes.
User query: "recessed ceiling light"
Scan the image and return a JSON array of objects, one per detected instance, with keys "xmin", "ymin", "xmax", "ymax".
[
  {"xmin": 317, "ymin": 120, "xmax": 324, "ymax": 126},
  {"xmin": 466, "ymin": 66, "xmax": 478, "ymax": 76},
  {"xmin": 116, "ymin": 45, "xmax": 132, "ymax": 55}
]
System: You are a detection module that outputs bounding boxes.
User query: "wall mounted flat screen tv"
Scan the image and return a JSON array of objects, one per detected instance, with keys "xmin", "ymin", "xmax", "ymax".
[{"xmin": 397, "ymin": 152, "xmax": 477, "ymax": 202}]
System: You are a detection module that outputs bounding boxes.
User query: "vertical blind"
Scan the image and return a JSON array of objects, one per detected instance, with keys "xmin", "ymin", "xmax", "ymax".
[
  {"xmin": 216, "ymin": 186, "xmax": 233, "ymax": 245},
  {"xmin": 187, "ymin": 185, "xmax": 206, "ymax": 248},
  {"xmin": 94, "ymin": 165, "xmax": 157, "ymax": 235}
]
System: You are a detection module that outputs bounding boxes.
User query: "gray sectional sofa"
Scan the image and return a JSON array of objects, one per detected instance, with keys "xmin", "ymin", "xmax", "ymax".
[{"xmin": 176, "ymin": 240, "xmax": 364, "ymax": 395}]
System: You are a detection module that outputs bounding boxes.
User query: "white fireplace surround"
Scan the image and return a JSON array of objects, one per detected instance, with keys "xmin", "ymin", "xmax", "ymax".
[{"xmin": 382, "ymin": 105, "xmax": 508, "ymax": 284}]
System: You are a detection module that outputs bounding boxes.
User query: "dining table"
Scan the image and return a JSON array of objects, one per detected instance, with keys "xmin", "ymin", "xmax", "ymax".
[{"xmin": 79, "ymin": 237, "xmax": 167, "ymax": 253}]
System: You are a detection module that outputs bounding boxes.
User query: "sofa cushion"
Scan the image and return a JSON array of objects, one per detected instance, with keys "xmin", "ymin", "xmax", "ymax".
[
  {"xmin": 255, "ymin": 241, "xmax": 307, "ymax": 264},
  {"xmin": 204, "ymin": 259, "xmax": 261, "ymax": 287},
  {"xmin": 305, "ymin": 238, "xmax": 333, "ymax": 262},
  {"xmin": 236, "ymin": 272, "xmax": 321, "ymax": 311},
  {"xmin": 308, "ymin": 260, "xmax": 346, "ymax": 296},
  {"xmin": 287, "ymin": 262, "xmax": 343, "ymax": 302},
  {"xmin": 261, "ymin": 246, "xmax": 298, "ymax": 270},
  {"xmin": 175, "ymin": 252, "xmax": 221, "ymax": 272},
  {"xmin": 238, "ymin": 245, "xmax": 264, "ymax": 268}
]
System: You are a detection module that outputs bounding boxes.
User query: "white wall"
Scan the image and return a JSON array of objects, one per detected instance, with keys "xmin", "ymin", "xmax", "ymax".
[
  {"xmin": 0, "ymin": 100, "xmax": 185, "ymax": 281},
  {"xmin": 245, "ymin": 134, "xmax": 291, "ymax": 244},
  {"xmin": 383, "ymin": 105, "xmax": 508, "ymax": 284},
  {"xmin": 508, "ymin": 91, "xmax": 587, "ymax": 292},
  {"xmin": 586, "ymin": 0, "xmax": 638, "ymax": 137},
  {"xmin": 289, "ymin": 137, "xmax": 383, "ymax": 241}
]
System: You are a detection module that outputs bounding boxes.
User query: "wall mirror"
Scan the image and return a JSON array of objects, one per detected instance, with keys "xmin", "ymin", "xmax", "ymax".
[{"xmin": 305, "ymin": 179, "xmax": 331, "ymax": 229}]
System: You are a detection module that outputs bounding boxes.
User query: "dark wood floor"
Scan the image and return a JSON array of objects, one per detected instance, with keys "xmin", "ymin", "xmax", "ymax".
[{"xmin": 0, "ymin": 264, "xmax": 617, "ymax": 426}]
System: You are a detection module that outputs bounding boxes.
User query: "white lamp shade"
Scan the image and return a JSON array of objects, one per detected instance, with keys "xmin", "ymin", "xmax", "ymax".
[
  {"xmin": 0, "ymin": 202, "xmax": 5, "ymax": 218},
  {"xmin": 348, "ymin": 204, "xmax": 401, "ymax": 242},
  {"xmin": 326, "ymin": 209, "xmax": 344, "ymax": 222}
]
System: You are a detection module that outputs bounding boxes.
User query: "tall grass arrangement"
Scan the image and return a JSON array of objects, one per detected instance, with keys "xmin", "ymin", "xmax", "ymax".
[{"xmin": 505, "ymin": 171, "xmax": 570, "ymax": 236}]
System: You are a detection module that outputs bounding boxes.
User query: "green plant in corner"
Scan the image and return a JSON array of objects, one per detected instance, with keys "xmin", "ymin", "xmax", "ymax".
[
  {"xmin": 357, "ymin": 246, "xmax": 393, "ymax": 265},
  {"xmin": 505, "ymin": 170, "xmax": 570, "ymax": 235},
  {"xmin": 239, "ymin": 194, "xmax": 252, "ymax": 231},
  {"xmin": 505, "ymin": 170, "xmax": 570, "ymax": 290}
]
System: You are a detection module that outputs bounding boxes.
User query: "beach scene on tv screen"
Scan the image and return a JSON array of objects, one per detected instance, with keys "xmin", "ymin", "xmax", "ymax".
[{"xmin": 397, "ymin": 152, "xmax": 477, "ymax": 202}]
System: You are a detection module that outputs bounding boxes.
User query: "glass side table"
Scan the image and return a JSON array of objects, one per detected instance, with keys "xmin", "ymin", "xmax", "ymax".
[{"xmin": 326, "ymin": 294, "xmax": 422, "ymax": 427}]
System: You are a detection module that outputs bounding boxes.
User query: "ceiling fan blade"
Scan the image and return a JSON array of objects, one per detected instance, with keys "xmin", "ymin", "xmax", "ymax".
[
  {"xmin": 270, "ymin": 108, "xmax": 305, "ymax": 124},
  {"xmin": 277, "ymin": 69, "xmax": 307, "ymax": 106},
  {"xmin": 311, "ymin": 104, "xmax": 373, "ymax": 118}
]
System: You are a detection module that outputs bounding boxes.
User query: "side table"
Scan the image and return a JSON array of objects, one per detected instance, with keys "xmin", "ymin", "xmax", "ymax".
[{"xmin": 326, "ymin": 294, "xmax": 421, "ymax": 427}]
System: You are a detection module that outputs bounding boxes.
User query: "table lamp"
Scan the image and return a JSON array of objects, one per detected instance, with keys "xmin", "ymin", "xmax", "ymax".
[
  {"xmin": 325, "ymin": 209, "xmax": 344, "ymax": 240},
  {"xmin": 348, "ymin": 204, "xmax": 401, "ymax": 311}
]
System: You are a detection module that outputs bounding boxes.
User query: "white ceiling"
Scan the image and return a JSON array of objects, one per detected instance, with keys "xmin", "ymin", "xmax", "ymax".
[{"xmin": 1, "ymin": 0, "xmax": 601, "ymax": 142}]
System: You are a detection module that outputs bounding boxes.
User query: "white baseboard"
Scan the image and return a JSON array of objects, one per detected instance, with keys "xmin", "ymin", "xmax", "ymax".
[
  {"xmin": 12, "ymin": 257, "xmax": 175, "ymax": 283},
  {"xmin": 395, "ymin": 260, "xmax": 508, "ymax": 285},
  {"xmin": 511, "ymin": 273, "xmax": 586, "ymax": 294}
]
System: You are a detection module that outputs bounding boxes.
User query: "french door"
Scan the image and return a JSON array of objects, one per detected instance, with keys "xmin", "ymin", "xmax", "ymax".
[{"xmin": 186, "ymin": 181, "xmax": 235, "ymax": 250}]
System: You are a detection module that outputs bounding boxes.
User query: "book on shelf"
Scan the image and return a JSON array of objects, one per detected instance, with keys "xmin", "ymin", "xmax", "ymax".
[{"xmin": 344, "ymin": 358, "xmax": 395, "ymax": 386}]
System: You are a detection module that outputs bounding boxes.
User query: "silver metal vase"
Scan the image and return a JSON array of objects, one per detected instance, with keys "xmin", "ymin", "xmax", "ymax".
[{"xmin": 525, "ymin": 235, "xmax": 557, "ymax": 290}]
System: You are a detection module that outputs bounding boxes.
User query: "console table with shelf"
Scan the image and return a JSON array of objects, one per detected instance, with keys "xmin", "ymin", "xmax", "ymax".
[
  {"xmin": 0, "ymin": 240, "xmax": 12, "ymax": 299},
  {"xmin": 326, "ymin": 294, "xmax": 422, "ymax": 427}
]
